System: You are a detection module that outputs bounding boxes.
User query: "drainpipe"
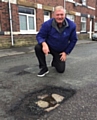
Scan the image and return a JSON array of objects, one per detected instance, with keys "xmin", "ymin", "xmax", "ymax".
[
  {"xmin": 8, "ymin": 0, "xmax": 14, "ymax": 46},
  {"xmin": 89, "ymin": 19, "xmax": 92, "ymax": 39}
]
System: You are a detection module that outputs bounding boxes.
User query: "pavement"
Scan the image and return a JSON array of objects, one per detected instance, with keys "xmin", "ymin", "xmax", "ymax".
[{"xmin": 0, "ymin": 39, "xmax": 95, "ymax": 58}]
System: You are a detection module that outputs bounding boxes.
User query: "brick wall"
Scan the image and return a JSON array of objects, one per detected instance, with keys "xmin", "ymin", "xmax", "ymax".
[
  {"xmin": 66, "ymin": 0, "xmax": 96, "ymax": 38},
  {"xmin": 1, "ymin": 2, "xmax": 10, "ymax": 31},
  {"xmin": 75, "ymin": 16, "xmax": 80, "ymax": 31},
  {"xmin": 36, "ymin": 0, "xmax": 64, "ymax": 31},
  {"xmin": 0, "ymin": 2, "xmax": 19, "ymax": 32},
  {"xmin": 11, "ymin": 4, "xmax": 20, "ymax": 31},
  {"xmin": 36, "ymin": 9, "xmax": 44, "ymax": 31},
  {"xmin": 0, "ymin": 0, "xmax": 96, "ymax": 48},
  {"xmin": 66, "ymin": 0, "xmax": 95, "ymax": 16},
  {"xmin": 36, "ymin": 0, "xmax": 63, "ymax": 6},
  {"xmin": 0, "ymin": 0, "xmax": 65, "ymax": 48}
]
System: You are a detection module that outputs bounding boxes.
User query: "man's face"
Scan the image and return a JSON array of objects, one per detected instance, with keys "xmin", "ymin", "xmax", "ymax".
[{"xmin": 54, "ymin": 9, "xmax": 65, "ymax": 24}]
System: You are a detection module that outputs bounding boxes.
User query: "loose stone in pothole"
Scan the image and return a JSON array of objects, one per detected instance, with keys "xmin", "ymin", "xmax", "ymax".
[{"xmin": 36, "ymin": 93, "xmax": 64, "ymax": 112}]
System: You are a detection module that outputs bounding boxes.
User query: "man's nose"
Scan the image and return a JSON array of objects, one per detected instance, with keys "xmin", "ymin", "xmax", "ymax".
[{"xmin": 58, "ymin": 15, "xmax": 62, "ymax": 18}]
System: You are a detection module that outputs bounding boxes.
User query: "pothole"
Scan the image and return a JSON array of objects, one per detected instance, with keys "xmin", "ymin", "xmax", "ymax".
[
  {"xmin": 6, "ymin": 65, "xmax": 28, "ymax": 73},
  {"xmin": 16, "ymin": 70, "xmax": 30, "ymax": 75},
  {"xmin": 9, "ymin": 86, "xmax": 76, "ymax": 119}
]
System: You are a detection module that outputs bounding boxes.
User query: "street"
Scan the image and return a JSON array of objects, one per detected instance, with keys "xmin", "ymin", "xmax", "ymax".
[{"xmin": 0, "ymin": 42, "xmax": 97, "ymax": 120}]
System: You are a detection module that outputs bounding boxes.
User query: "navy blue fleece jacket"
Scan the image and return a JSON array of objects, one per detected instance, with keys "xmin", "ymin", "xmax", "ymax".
[{"xmin": 36, "ymin": 18, "xmax": 78, "ymax": 54}]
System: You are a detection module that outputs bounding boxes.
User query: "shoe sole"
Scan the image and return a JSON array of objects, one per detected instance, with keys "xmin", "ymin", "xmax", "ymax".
[{"xmin": 37, "ymin": 71, "xmax": 49, "ymax": 77}]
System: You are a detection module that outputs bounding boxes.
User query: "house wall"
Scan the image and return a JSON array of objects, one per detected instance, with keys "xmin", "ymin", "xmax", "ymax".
[
  {"xmin": 0, "ymin": 2, "xmax": 19, "ymax": 32},
  {"xmin": 11, "ymin": 4, "xmax": 20, "ymax": 31},
  {"xmin": 17, "ymin": 0, "xmax": 64, "ymax": 31},
  {"xmin": 0, "ymin": 0, "xmax": 64, "ymax": 48},
  {"xmin": 66, "ymin": 0, "xmax": 96, "ymax": 39},
  {"xmin": 0, "ymin": 2, "xmax": 10, "ymax": 31},
  {"xmin": 0, "ymin": 0, "xmax": 97, "ymax": 48},
  {"xmin": 95, "ymin": 3, "xmax": 97, "ymax": 28}
]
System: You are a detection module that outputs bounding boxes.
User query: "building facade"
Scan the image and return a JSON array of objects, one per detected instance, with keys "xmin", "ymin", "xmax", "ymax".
[
  {"xmin": 0, "ymin": 0, "xmax": 96, "ymax": 47},
  {"xmin": 65, "ymin": 0, "xmax": 96, "ymax": 39}
]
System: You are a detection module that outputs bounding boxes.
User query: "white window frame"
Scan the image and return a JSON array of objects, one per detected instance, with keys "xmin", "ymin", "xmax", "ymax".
[
  {"xmin": 66, "ymin": 14, "xmax": 75, "ymax": 22},
  {"xmin": 66, "ymin": 0, "xmax": 73, "ymax": 2},
  {"xmin": 82, "ymin": 0, "xmax": 86, "ymax": 6},
  {"xmin": 94, "ymin": 22, "xmax": 97, "ymax": 31},
  {"xmin": 0, "ymin": 23, "xmax": 1, "ymax": 31},
  {"xmin": 44, "ymin": 11, "xmax": 50, "ymax": 22},
  {"xmin": 81, "ymin": 17, "xmax": 86, "ymax": 32},
  {"xmin": 19, "ymin": 7, "xmax": 36, "ymax": 34}
]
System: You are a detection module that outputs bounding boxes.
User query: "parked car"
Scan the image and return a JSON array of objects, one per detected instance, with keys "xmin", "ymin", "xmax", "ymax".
[{"xmin": 92, "ymin": 33, "xmax": 97, "ymax": 41}]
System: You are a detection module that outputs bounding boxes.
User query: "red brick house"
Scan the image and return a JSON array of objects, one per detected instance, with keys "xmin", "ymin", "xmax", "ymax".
[
  {"xmin": 65, "ymin": 0, "xmax": 96, "ymax": 39},
  {"xmin": 0, "ymin": 0, "xmax": 96, "ymax": 47}
]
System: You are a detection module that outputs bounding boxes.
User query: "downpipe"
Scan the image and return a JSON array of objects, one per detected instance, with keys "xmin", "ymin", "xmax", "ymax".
[
  {"xmin": 8, "ymin": 0, "xmax": 14, "ymax": 46},
  {"xmin": 64, "ymin": 0, "xmax": 66, "ymax": 10}
]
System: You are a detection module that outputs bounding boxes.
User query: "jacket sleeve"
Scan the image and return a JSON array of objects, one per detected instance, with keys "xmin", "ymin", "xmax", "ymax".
[
  {"xmin": 65, "ymin": 24, "xmax": 78, "ymax": 54},
  {"xmin": 36, "ymin": 22, "xmax": 50, "ymax": 44}
]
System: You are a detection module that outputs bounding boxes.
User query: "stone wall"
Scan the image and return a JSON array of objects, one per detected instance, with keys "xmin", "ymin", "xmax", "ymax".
[
  {"xmin": 0, "ymin": 34, "xmax": 90, "ymax": 49},
  {"xmin": 0, "ymin": 34, "xmax": 37, "ymax": 48}
]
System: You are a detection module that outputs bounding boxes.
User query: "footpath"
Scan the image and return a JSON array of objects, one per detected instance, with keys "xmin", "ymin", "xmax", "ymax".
[{"xmin": 0, "ymin": 39, "xmax": 95, "ymax": 58}]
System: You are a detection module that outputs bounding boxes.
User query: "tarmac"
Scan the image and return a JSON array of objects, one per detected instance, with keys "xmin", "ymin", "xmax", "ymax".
[
  {"xmin": 0, "ymin": 39, "xmax": 97, "ymax": 120},
  {"xmin": 0, "ymin": 39, "xmax": 95, "ymax": 58}
]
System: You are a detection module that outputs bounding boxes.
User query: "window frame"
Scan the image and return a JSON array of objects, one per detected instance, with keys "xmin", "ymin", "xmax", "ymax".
[
  {"xmin": 81, "ymin": 17, "xmax": 86, "ymax": 32},
  {"xmin": 66, "ymin": 14, "xmax": 75, "ymax": 22},
  {"xmin": 82, "ymin": 0, "xmax": 86, "ymax": 6},
  {"xmin": 94, "ymin": 22, "xmax": 97, "ymax": 31},
  {"xmin": 44, "ymin": 10, "xmax": 50, "ymax": 22},
  {"xmin": 18, "ymin": 6, "xmax": 36, "ymax": 34}
]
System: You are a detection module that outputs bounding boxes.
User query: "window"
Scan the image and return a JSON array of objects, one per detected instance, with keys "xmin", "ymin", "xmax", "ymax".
[
  {"xmin": 18, "ymin": 6, "xmax": 36, "ymax": 33},
  {"xmin": 67, "ymin": 0, "xmax": 73, "ymax": 1},
  {"xmin": 82, "ymin": 0, "xmax": 86, "ymax": 6},
  {"xmin": 0, "ymin": 15, "xmax": 1, "ymax": 31},
  {"xmin": 94, "ymin": 22, "xmax": 97, "ymax": 31},
  {"xmin": 81, "ymin": 17, "xmax": 86, "ymax": 32},
  {"xmin": 0, "ymin": 23, "xmax": 1, "ymax": 31},
  {"xmin": 66, "ymin": 14, "xmax": 74, "ymax": 22},
  {"xmin": 44, "ymin": 11, "xmax": 50, "ymax": 22}
]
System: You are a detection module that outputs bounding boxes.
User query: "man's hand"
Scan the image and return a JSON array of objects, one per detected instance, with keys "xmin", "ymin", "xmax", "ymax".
[
  {"xmin": 60, "ymin": 52, "xmax": 67, "ymax": 61},
  {"xmin": 42, "ymin": 42, "xmax": 50, "ymax": 55}
]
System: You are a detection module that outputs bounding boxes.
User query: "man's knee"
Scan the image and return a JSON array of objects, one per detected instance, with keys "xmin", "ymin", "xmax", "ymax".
[
  {"xmin": 55, "ymin": 62, "xmax": 65, "ymax": 73},
  {"xmin": 56, "ymin": 68, "xmax": 65, "ymax": 73}
]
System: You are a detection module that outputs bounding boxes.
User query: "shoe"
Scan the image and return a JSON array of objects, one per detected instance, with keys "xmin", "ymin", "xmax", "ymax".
[{"xmin": 37, "ymin": 68, "xmax": 49, "ymax": 77}]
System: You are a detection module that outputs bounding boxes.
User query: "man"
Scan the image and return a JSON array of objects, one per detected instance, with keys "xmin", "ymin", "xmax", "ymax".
[{"xmin": 35, "ymin": 6, "xmax": 78, "ymax": 77}]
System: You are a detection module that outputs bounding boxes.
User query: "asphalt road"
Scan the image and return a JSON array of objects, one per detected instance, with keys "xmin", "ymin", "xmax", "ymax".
[{"xmin": 0, "ymin": 41, "xmax": 97, "ymax": 120}]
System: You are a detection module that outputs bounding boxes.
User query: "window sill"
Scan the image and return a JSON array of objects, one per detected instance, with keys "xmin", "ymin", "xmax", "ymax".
[{"xmin": 20, "ymin": 31, "xmax": 38, "ymax": 34}]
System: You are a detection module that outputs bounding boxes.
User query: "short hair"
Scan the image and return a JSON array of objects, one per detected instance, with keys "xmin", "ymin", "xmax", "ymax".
[{"xmin": 54, "ymin": 6, "xmax": 66, "ymax": 13}]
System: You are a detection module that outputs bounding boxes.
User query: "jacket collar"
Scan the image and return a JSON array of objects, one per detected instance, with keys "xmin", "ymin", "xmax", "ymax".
[{"xmin": 52, "ymin": 18, "xmax": 69, "ymax": 33}]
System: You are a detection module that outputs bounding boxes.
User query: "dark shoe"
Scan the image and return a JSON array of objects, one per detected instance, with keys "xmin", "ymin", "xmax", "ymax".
[{"xmin": 37, "ymin": 68, "xmax": 49, "ymax": 77}]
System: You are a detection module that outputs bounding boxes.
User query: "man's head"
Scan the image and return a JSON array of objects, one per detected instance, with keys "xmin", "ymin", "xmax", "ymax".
[{"xmin": 53, "ymin": 6, "xmax": 66, "ymax": 24}]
